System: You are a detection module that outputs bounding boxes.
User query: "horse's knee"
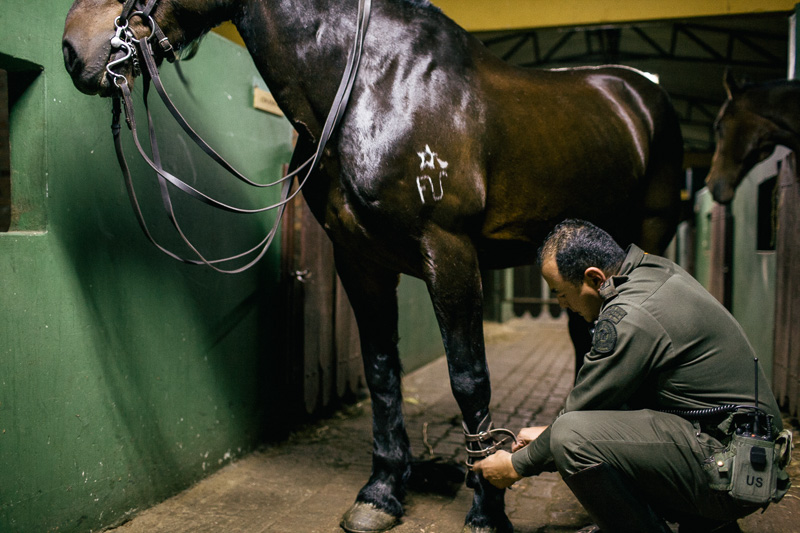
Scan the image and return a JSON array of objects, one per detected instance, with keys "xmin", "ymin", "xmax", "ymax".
[
  {"xmin": 449, "ymin": 367, "xmax": 491, "ymax": 414},
  {"xmin": 364, "ymin": 368, "xmax": 402, "ymax": 397}
]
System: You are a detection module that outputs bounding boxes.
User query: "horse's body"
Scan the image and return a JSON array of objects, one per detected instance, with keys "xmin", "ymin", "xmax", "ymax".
[
  {"xmin": 63, "ymin": 1, "xmax": 684, "ymax": 531},
  {"xmin": 708, "ymin": 71, "xmax": 800, "ymax": 203}
]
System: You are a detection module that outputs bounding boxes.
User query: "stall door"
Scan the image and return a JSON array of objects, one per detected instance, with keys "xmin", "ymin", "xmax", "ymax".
[{"xmin": 281, "ymin": 182, "xmax": 363, "ymax": 414}]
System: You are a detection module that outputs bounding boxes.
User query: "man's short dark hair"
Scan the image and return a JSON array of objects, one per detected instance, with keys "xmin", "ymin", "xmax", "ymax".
[{"xmin": 538, "ymin": 219, "xmax": 626, "ymax": 285}]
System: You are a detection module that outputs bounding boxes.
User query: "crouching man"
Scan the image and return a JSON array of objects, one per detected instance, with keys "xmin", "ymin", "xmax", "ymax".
[{"xmin": 472, "ymin": 219, "xmax": 791, "ymax": 533}]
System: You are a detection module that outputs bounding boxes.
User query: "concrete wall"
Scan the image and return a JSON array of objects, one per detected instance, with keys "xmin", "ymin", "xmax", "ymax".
[{"xmin": 0, "ymin": 2, "xmax": 443, "ymax": 531}]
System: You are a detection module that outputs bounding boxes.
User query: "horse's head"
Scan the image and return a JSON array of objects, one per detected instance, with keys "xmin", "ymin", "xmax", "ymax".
[
  {"xmin": 706, "ymin": 71, "xmax": 784, "ymax": 204},
  {"xmin": 62, "ymin": 0, "xmax": 226, "ymax": 96}
]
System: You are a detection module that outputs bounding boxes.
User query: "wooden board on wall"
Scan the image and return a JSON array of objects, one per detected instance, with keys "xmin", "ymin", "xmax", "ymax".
[
  {"xmin": 773, "ymin": 153, "xmax": 800, "ymax": 415},
  {"xmin": 281, "ymin": 181, "xmax": 364, "ymax": 415},
  {"xmin": 708, "ymin": 203, "xmax": 733, "ymax": 308},
  {"xmin": 335, "ymin": 279, "xmax": 363, "ymax": 398}
]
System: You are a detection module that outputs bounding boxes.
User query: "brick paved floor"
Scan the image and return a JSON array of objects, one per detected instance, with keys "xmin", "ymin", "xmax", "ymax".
[{"xmin": 109, "ymin": 316, "xmax": 800, "ymax": 533}]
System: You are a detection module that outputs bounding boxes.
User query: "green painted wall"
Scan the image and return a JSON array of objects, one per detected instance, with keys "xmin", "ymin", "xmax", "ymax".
[
  {"xmin": 1, "ymin": 3, "xmax": 295, "ymax": 529},
  {"xmin": 397, "ymin": 275, "xmax": 443, "ymax": 373},
  {"xmin": 0, "ymin": 2, "xmax": 443, "ymax": 532}
]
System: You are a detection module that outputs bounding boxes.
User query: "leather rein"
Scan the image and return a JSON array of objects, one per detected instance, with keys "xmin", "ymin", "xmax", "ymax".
[{"xmin": 106, "ymin": 0, "xmax": 372, "ymax": 273}]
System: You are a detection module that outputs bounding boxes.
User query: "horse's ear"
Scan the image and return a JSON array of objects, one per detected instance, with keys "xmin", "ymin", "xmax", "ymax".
[{"xmin": 723, "ymin": 68, "xmax": 741, "ymax": 99}]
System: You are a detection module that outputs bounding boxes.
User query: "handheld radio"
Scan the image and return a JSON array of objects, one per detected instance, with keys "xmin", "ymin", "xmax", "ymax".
[{"xmin": 728, "ymin": 357, "xmax": 778, "ymax": 504}]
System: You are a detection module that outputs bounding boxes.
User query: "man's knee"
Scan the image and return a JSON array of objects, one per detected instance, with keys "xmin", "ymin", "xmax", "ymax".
[{"xmin": 550, "ymin": 411, "xmax": 603, "ymax": 475}]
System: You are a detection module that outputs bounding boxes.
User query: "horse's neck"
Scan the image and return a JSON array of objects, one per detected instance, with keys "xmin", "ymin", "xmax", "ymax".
[
  {"xmin": 233, "ymin": 0, "xmax": 359, "ymax": 137},
  {"xmin": 178, "ymin": 0, "xmax": 241, "ymax": 43}
]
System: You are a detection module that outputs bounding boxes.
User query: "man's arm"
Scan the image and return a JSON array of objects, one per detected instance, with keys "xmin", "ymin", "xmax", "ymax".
[
  {"xmin": 473, "ymin": 425, "xmax": 551, "ymax": 488},
  {"xmin": 510, "ymin": 425, "xmax": 557, "ymax": 476}
]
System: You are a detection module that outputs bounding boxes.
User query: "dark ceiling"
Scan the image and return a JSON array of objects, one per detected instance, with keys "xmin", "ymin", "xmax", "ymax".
[{"xmin": 475, "ymin": 12, "xmax": 793, "ymax": 158}]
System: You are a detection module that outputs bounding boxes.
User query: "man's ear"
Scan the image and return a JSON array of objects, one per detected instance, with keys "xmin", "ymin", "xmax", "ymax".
[{"xmin": 583, "ymin": 267, "xmax": 607, "ymax": 289}]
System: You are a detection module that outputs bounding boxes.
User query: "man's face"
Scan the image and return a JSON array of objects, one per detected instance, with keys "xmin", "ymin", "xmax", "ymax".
[{"xmin": 541, "ymin": 256, "xmax": 605, "ymax": 322}]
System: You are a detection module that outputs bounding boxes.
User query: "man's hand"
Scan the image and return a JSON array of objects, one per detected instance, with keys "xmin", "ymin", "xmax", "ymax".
[
  {"xmin": 512, "ymin": 426, "xmax": 548, "ymax": 452},
  {"xmin": 471, "ymin": 450, "xmax": 522, "ymax": 489}
]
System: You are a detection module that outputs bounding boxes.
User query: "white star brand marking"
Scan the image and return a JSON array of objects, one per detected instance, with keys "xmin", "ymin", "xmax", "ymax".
[
  {"xmin": 418, "ymin": 145, "xmax": 437, "ymax": 170},
  {"xmin": 416, "ymin": 145, "xmax": 449, "ymax": 204}
]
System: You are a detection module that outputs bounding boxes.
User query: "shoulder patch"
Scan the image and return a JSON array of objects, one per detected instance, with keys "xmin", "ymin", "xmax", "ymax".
[
  {"xmin": 592, "ymin": 319, "xmax": 618, "ymax": 354},
  {"xmin": 603, "ymin": 305, "xmax": 627, "ymax": 325}
]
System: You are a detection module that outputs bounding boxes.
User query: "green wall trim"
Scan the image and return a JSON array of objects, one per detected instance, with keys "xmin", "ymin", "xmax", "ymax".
[{"xmin": 1, "ymin": 12, "xmax": 295, "ymax": 527}]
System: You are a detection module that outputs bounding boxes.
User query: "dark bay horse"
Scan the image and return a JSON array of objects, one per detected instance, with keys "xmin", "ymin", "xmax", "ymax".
[
  {"xmin": 707, "ymin": 70, "xmax": 800, "ymax": 203},
  {"xmin": 62, "ymin": 0, "xmax": 684, "ymax": 531}
]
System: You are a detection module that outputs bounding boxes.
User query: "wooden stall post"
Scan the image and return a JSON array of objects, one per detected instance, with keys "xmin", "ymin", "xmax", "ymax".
[{"xmin": 773, "ymin": 153, "xmax": 800, "ymax": 414}]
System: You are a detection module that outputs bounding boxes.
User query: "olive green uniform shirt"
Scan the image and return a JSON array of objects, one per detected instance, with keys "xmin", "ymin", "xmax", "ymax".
[{"xmin": 512, "ymin": 245, "xmax": 781, "ymax": 476}]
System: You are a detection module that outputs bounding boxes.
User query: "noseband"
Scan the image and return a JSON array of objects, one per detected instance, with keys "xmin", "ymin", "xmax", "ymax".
[{"xmin": 106, "ymin": 0, "xmax": 371, "ymax": 273}]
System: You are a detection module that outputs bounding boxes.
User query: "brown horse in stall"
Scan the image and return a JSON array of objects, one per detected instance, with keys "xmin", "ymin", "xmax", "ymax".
[
  {"xmin": 707, "ymin": 70, "xmax": 800, "ymax": 203},
  {"xmin": 62, "ymin": 0, "xmax": 684, "ymax": 531}
]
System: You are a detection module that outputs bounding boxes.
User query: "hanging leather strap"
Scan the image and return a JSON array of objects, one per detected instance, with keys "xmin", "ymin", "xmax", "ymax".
[{"xmin": 109, "ymin": 0, "xmax": 371, "ymax": 273}]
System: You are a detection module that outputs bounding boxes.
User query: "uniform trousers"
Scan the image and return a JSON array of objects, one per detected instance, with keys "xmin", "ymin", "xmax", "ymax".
[{"xmin": 549, "ymin": 409, "xmax": 758, "ymax": 523}]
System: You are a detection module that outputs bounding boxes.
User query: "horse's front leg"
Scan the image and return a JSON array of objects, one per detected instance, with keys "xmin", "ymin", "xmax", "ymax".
[
  {"xmin": 423, "ymin": 232, "xmax": 513, "ymax": 533},
  {"xmin": 334, "ymin": 249, "xmax": 411, "ymax": 533}
]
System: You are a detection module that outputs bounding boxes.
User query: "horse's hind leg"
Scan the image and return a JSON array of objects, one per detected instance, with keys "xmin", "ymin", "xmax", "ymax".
[
  {"xmin": 334, "ymin": 250, "xmax": 411, "ymax": 533},
  {"xmin": 422, "ymin": 231, "xmax": 512, "ymax": 533}
]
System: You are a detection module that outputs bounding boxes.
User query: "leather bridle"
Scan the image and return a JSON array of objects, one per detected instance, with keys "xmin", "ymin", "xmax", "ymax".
[{"xmin": 106, "ymin": 0, "xmax": 371, "ymax": 273}]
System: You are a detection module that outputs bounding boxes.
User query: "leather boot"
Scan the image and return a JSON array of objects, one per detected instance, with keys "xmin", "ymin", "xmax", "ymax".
[{"xmin": 563, "ymin": 463, "xmax": 671, "ymax": 533}]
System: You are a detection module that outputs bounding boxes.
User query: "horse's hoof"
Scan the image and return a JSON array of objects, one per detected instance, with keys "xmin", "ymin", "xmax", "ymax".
[
  {"xmin": 461, "ymin": 526, "xmax": 499, "ymax": 533},
  {"xmin": 461, "ymin": 520, "xmax": 514, "ymax": 533},
  {"xmin": 340, "ymin": 501, "xmax": 399, "ymax": 533}
]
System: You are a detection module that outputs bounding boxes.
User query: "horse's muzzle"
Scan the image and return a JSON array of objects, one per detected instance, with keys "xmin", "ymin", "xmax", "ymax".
[
  {"xmin": 711, "ymin": 179, "xmax": 736, "ymax": 205},
  {"xmin": 62, "ymin": 28, "xmax": 121, "ymax": 97}
]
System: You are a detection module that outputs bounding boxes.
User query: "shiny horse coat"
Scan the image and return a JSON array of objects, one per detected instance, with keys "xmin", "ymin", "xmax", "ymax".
[
  {"xmin": 708, "ymin": 70, "xmax": 800, "ymax": 204},
  {"xmin": 62, "ymin": 0, "xmax": 684, "ymax": 531}
]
